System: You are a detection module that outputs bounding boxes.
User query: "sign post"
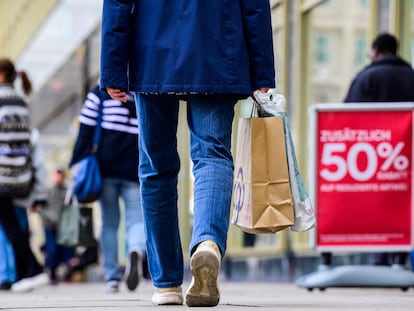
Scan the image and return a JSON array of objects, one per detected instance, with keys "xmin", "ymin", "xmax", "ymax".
[{"xmin": 297, "ymin": 103, "xmax": 414, "ymax": 291}]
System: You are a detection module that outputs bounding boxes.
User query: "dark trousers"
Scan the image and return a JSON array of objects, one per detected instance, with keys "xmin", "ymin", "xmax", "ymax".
[
  {"xmin": 0, "ymin": 197, "xmax": 43, "ymax": 280},
  {"xmin": 44, "ymin": 228, "xmax": 74, "ymax": 280}
]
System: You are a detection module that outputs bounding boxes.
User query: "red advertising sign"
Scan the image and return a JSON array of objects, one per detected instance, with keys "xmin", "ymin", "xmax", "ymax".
[{"xmin": 312, "ymin": 104, "xmax": 414, "ymax": 251}]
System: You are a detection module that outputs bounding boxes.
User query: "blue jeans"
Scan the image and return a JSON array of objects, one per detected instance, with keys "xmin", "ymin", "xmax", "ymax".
[
  {"xmin": 135, "ymin": 94, "xmax": 236, "ymax": 288},
  {"xmin": 99, "ymin": 178, "xmax": 146, "ymax": 282},
  {"xmin": 44, "ymin": 228, "xmax": 75, "ymax": 281},
  {"xmin": 0, "ymin": 223, "xmax": 16, "ymax": 283},
  {"xmin": 0, "ymin": 199, "xmax": 43, "ymax": 280}
]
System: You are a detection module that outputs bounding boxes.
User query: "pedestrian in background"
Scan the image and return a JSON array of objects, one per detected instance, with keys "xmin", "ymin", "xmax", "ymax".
[
  {"xmin": 35, "ymin": 169, "xmax": 75, "ymax": 284},
  {"xmin": 344, "ymin": 33, "xmax": 414, "ymax": 266},
  {"xmin": 0, "ymin": 58, "xmax": 49, "ymax": 292},
  {"xmin": 70, "ymin": 85, "xmax": 146, "ymax": 293},
  {"xmin": 100, "ymin": 0, "xmax": 275, "ymax": 306},
  {"xmin": 345, "ymin": 33, "xmax": 414, "ymax": 103}
]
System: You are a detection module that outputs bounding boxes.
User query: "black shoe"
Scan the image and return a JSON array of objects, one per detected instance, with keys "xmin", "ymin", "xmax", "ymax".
[
  {"xmin": 125, "ymin": 251, "xmax": 142, "ymax": 291},
  {"xmin": 0, "ymin": 282, "xmax": 12, "ymax": 290},
  {"xmin": 142, "ymin": 253, "xmax": 151, "ymax": 280}
]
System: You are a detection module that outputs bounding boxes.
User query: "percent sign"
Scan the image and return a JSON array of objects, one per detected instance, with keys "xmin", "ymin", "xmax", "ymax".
[
  {"xmin": 377, "ymin": 142, "xmax": 409, "ymax": 171},
  {"xmin": 320, "ymin": 141, "xmax": 410, "ymax": 182}
]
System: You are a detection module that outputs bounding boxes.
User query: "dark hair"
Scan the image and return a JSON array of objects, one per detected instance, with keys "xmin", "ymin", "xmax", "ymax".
[
  {"xmin": 372, "ymin": 33, "xmax": 398, "ymax": 55},
  {"xmin": 0, "ymin": 58, "xmax": 32, "ymax": 95}
]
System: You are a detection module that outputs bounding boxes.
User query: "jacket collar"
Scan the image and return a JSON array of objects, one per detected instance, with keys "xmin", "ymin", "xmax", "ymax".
[{"xmin": 370, "ymin": 55, "xmax": 412, "ymax": 68}]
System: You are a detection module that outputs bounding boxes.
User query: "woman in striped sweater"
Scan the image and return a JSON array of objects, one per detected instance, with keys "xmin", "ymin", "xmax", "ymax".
[{"xmin": 0, "ymin": 58, "xmax": 49, "ymax": 292}]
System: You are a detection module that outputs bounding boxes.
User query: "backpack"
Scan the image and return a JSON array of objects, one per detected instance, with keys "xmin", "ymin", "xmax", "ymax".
[{"xmin": 0, "ymin": 88, "xmax": 33, "ymax": 198}]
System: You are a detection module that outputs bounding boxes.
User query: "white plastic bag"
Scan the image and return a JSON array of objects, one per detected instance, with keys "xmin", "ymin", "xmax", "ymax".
[{"xmin": 253, "ymin": 90, "xmax": 315, "ymax": 232}]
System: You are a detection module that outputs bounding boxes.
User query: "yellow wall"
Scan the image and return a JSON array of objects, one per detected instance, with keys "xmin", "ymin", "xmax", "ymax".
[{"xmin": 0, "ymin": 0, "xmax": 57, "ymax": 59}]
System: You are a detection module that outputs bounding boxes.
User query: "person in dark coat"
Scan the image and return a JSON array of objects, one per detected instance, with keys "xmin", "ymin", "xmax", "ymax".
[
  {"xmin": 344, "ymin": 33, "xmax": 414, "ymax": 103},
  {"xmin": 100, "ymin": 0, "xmax": 275, "ymax": 306},
  {"xmin": 344, "ymin": 33, "xmax": 414, "ymax": 267},
  {"xmin": 70, "ymin": 85, "xmax": 146, "ymax": 293}
]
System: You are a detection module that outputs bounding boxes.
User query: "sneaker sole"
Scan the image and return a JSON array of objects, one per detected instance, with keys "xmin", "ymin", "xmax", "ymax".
[
  {"xmin": 186, "ymin": 249, "xmax": 220, "ymax": 307},
  {"xmin": 126, "ymin": 252, "xmax": 139, "ymax": 291},
  {"xmin": 152, "ymin": 292, "xmax": 183, "ymax": 305}
]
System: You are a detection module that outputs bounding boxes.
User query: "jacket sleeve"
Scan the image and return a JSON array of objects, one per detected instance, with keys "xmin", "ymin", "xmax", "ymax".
[
  {"xmin": 239, "ymin": 0, "xmax": 276, "ymax": 90},
  {"xmin": 100, "ymin": 0, "xmax": 135, "ymax": 91}
]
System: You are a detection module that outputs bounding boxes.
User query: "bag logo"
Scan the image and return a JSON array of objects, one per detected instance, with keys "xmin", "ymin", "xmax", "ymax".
[{"xmin": 233, "ymin": 167, "xmax": 245, "ymax": 223}]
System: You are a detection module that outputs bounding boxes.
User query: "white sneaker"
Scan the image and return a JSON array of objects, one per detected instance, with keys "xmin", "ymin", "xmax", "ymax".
[
  {"xmin": 11, "ymin": 272, "xmax": 49, "ymax": 293},
  {"xmin": 104, "ymin": 280, "xmax": 119, "ymax": 293},
  {"xmin": 185, "ymin": 240, "xmax": 221, "ymax": 307},
  {"xmin": 152, "ymin": 286, "xmax": 183, "ymax": 305},
  {"xmin": 124, "ymin": 251, "xmax": 142, "ymax": 291}
]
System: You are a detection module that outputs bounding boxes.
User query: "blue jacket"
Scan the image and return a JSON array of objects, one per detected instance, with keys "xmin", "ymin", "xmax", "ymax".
[
  {"xmin": 100, "ymin": 0, "xmax": 275, "ymax": 96},
  {"xmin": 344, "ymin": 55, "xmax": 414, "ymax": 103}
]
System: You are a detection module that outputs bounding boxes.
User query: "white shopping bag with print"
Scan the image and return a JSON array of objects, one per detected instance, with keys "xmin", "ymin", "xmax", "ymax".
[{"xmin": 253, "ymin": 90, "xmax": 315, "ymax": 232}]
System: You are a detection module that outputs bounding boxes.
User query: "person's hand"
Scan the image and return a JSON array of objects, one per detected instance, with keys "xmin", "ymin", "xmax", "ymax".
[
  {"xmin": 107, "ymin": 87, "xmax": 128, "ymax": 102},
  {"xmin": 252, "ymin": 87, "xmax": 270, "ymax": 101},
  {"xmin": 257, "ymin": 87, "xmax": 269, "ymax": 93}
]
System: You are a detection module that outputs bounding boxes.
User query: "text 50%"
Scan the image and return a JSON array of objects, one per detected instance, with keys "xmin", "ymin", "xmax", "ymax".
[{"xmin": 320, "ymin": 142, "xmax": 409, "ymax": 182}]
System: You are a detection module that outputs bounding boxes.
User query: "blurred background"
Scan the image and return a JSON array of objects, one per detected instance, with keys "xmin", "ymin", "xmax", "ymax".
[{"xmin": 1, "ymin": 0, "xmax": 413, "ymax": 282}]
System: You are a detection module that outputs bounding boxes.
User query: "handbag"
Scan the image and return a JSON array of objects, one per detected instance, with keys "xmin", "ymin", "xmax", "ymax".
[
  {"xmin": 253, "ymin": 91, "xmax": 315, "ymax": 232},
  {"xmin": 232, "ymin": 113, "xmax": 294, "ymax": 233},
  {"xmin": 70, "ymin": 104, "xmax": 103, "ymax": 203},
  {"xmin": 58, "ymin": 189, "xmax": 95, "ymax": 247},
  {"xmin": 57, "ymin": 200, "xmax": 79, "ymax": 247},
  {"xmin": 77, "ymin": 206, "xmax": 96, "ymax": 247}
]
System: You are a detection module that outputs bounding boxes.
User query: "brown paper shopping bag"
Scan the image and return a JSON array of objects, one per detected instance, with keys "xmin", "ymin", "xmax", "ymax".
[{"xmin": 232, "ymin": 116, "xmax": 294, "ymax": 233}]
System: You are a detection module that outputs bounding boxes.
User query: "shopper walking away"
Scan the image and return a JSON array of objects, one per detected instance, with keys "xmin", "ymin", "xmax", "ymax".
[{"xmin": 100, "ymin": 0, "xmax": 275, "ymax": 306}]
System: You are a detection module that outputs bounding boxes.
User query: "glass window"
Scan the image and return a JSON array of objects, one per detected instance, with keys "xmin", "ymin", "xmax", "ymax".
[
  {"xmin": 355, "ymin": 36, "xmax": 368, "ymax": 67},
  {"xmin": 323, "ymin": 0, "xmax": 333, "ymax": 7},
  {"xmin": 314, "ymin": 35, "xmax": 331, "ymax": 64},
  {"xmin": 311, "ymin": 0, "xmax": 371, "ymax": 103},
  {"xmin": 358, "ymin": 0, "xmax": 369, "ymax": 9}
]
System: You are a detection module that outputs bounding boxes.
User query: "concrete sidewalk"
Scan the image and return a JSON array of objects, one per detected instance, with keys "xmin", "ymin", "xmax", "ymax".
[{"xmin": 0, "ymin": 280, "xmax": 413, "ymax": 310}]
